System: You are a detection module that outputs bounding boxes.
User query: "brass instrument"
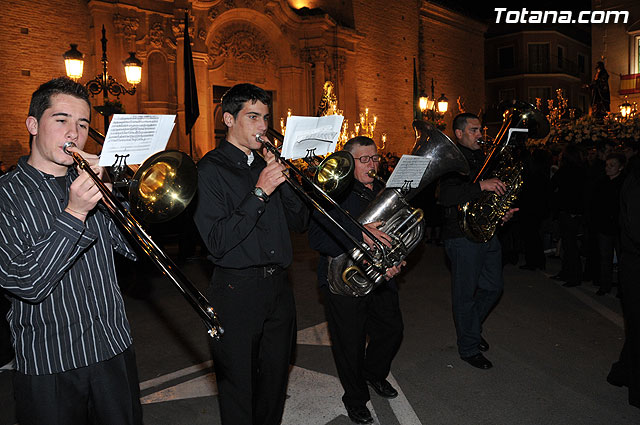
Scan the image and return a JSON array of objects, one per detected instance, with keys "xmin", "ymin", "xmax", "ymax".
[
  {"xmin": 256, "ymin": 133, "xmax": 390, "ymax": 264},
  {"xmin": 63, "ymin": 142, "xmax": 223, "ymax": 339},
  {"xmin": 327, "ymin": 121, "xmax": 470, "ymax": 297},
  {"xmin": 458, "ymin": 100, "xmax": 550, "ymax": 242}
]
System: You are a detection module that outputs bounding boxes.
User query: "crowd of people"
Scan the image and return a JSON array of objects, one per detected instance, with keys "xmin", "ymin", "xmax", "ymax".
[{"xmin": 1, "ymin": 76, "xmax": 639, "ymax": 425}]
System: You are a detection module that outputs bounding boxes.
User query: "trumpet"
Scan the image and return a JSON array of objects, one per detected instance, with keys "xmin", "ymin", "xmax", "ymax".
[{"xmin": 63, "ymin": 142, "xmax": 223, "ymax": 339}]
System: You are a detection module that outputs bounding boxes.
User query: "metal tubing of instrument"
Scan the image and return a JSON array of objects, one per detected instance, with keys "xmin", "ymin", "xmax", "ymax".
[
  {"xmin": 63, "ymin": 142, "xmax": 223, "ymax": 339},
  {"xmin": 256, "ymin": 135, "xmax": 388, "ymax": 266}
]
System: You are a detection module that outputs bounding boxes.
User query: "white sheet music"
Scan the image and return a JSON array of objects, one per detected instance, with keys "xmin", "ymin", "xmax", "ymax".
[
  {"xmin": 386, "ymin": 155, "xmax": 432, "ymax": 190},
  {"xmin": 99, "ymin": 114, "xmax": 176, "ymax": 166},
  {"xmin": 507, "ymin": 128, "xmax": 528, "ymax": 144},
  {"xmin": 281, "ymin": 115, "xmax": 344, "ymax": 160}
]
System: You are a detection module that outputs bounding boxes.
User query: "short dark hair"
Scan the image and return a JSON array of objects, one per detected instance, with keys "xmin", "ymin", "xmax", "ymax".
[
  {"xmin": 452, "ymin": 113, "xmax": 479, "ymax": 133},
  {"xmin": 221, "ymin": 83, "xmax": 271, "ymax": 119},
  {"xmin": 28, "ymin": 77, "xmax": 91, "ymax": 122},
  {"xmin": 343, "ymin": 136, "xmax": 377, "ymax": 153},
  {"xmin": 606, "ymin": 152, "xmax": 626, "ymax": 167}
]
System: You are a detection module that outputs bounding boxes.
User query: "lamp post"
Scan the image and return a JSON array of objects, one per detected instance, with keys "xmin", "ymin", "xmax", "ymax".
[
  {"xmin": 63, "ymin": 25, "xmax": 142, "ymax": 132},
  {"xmin": 620, "ymin": 96, "xmax": 632, "ymax": 119},
  {"xmin": 418, "ymin": 78, "xmax": 448, "ymax": 124}
]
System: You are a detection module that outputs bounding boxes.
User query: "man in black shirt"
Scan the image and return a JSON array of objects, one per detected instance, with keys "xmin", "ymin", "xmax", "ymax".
[
  {"xmin": 0, "ymin": 77, "xmax": 141, "ymax": 424},
  {"xmin": 439, "ymin": 113, "xmax": 516, "ymax": 370},
  {"xmin": 309, "ymin": 136, "xmax": 404, "ymax": 424},
  {"xmin": 193, "ymin": 83, "xmax": 307, "ymax": 425}
]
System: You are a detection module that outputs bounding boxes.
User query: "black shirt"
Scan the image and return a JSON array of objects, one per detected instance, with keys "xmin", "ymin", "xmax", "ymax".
[
  {"xmin": 0, "ymin": 157, "xmax": 136, "ymax": 375},
  {"xmin": 193, "ymin": 140, "xmax": 308, "ymax": 269}
]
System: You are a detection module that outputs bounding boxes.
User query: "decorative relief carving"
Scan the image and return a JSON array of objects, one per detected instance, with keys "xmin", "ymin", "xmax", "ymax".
[
  {"xmin": 149, "ymin": 22, "xmax": 164, "ymax": 48},
  {"xmin": 208, "ymin": 25, "xmax": 274, "ymax": 68},
  {"xmin": 301, "ymin": 47, "xmax": 328, "ymax": 64},
  {"xmin": 207, "ymin": 8, "xmax": 218, "ymax": 21},
  {"xmin": 172, "ymin": 18, "xmax": 195, "ymax": 39},
  {"xmin": 113, "ymin": 14, "xmax": 139, "ymax": 37},
  {"xmin": 198, "ymin": 30, "xmax": 207, "ymax": 41}
]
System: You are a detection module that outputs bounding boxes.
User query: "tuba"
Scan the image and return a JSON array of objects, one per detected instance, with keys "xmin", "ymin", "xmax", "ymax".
[
  {"xmin": 458, "ymin": 100, "xmax": 550, "ymax": 243},
  {"xmin": 327, "ymin": 121, "xmax": 470, "ymax": 297}
]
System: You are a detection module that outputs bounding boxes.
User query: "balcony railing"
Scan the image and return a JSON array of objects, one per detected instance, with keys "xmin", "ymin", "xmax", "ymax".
[{"xmin": 620, "ymin": 73, "xmax": 640, "ymax": 95}]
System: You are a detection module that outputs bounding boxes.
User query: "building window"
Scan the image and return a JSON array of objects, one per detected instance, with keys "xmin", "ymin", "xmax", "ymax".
[
  {"xmin": 528, "ymin": 43, "xmax": 550, "ymax": 73},
  {"xmin": 557, "ymin": 46, "xmax": 564, "ymax": 69},
  {"xmin": 528, "ymin": 86, "xmax": 552, "ymax": 104},
  {"xmin": 498, "ymin": 46, "xmax": 515, "ymax": 70},
  {"xmin": 636, "ymin": 35, "xmax": 640, "ymax": 73},
  {"xmin": 499, "ymin": 88, "xmax": 516, "ymax": 102},
  {"xmin": 578, "ymin": 53, "xmax": 586, "ymax": 74}
]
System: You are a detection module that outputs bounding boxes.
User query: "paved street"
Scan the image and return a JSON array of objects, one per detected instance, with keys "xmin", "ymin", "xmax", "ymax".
[{"xmin": 1, "ymin": 232, "xmax": 639, "ymax": 425}]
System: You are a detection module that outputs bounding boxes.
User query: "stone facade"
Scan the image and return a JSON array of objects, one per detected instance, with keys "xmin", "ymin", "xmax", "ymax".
[
  {"xmin": 0, "ymin": 0, "xmax": 486, "ymax": 165},
  {"xmin": 591, "ymin": 0, "xmax": 640, "ymax": 113}
]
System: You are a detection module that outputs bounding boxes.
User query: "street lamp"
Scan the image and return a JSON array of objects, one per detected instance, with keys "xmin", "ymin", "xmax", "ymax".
[
  {"xmin": 419, "ymin": 79, "xmax": 447, "ymax": 123},
  {"xmin": 63, "ymin": 25, "xmax": 142, "ymax": 131},
  {"xmin": 620, "ymin": 96, "xmax": 632, "ymax": 119}
]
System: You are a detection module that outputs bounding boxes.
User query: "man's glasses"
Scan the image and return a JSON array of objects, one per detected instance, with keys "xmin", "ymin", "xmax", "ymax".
[{"xmin": 354, "ymin": 155, "xmax": 381, "ymax": 163}]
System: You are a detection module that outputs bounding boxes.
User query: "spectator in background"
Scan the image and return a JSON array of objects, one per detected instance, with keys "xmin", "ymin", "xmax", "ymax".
[
  {"xmin": 550, "ymin": 144, "xmax": 586, "ymax": 287},
  {"xmin": 591, "ymin": 153, "xmax": 626, "ymax": 295},
  {"xmin": 607, "ymin": 150, "xmax": 640, "ymax": 409}
]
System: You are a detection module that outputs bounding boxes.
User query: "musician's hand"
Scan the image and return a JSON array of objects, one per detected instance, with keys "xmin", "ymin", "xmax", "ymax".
[
  {"xmin": 480, "ymin": 178, "xmax": 506, "ymax": 195},
  {"xmin": 501, "ymin": 208, "xmax": 519, "ymax": 224},
  {"xmin": 66, "ymin": 170, "xmax": 102, "ymax": 222},
  {"xmin": 363, "ymin": 221, "xmax": 393, "ymax": 249},
  {"xmin": 255, "ymin": 159, "xmax": 287, "ymax": 195},
  {"xmin": 385, "ymin": 261, "xmax": 406, "ymax": 280},
  {"xmin": 261, "ymin": 144, "xmax": 277, "ymax": 165},
  {"xmin": 66, "ymin": 146, "xmax": 113, "ymax": 191}
]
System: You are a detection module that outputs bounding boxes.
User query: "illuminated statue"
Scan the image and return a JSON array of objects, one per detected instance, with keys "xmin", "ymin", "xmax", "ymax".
[{"xmin": 588, "ymin": 61, "xmax": 610, "ymax": 119}]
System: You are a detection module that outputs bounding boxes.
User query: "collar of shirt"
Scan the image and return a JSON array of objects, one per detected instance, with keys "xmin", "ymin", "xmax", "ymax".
[
  {"xmin": 216, "ymin": 140, "xmax": 265, "ymax": 170},
  {"xmin": 15, "ymin": 156, "xmax": 76, "ymax": 195}
]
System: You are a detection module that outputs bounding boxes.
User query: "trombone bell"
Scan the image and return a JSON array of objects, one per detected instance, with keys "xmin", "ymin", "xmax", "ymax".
[
  {"xmin": 313, "ymin": 151, "xmax": 354, "ymax": 197},
  {"xmin": 129, "ymin": 151, "xmax": 197, "ymax": 224}
]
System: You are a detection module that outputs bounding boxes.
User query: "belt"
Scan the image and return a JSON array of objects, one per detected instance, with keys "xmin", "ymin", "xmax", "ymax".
[{"xmin": 217, "ymin": 264, "xmax": 285, "ymax": 278}]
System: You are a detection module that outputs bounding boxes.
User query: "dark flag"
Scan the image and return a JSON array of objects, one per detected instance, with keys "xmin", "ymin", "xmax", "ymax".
[
  {"xmin": 184, "ymin": 12, "xmax": 199, "ymax": 135},
  {"xmin": 413, "ymin": 57, "xmax": 420, "ymax": 120}
]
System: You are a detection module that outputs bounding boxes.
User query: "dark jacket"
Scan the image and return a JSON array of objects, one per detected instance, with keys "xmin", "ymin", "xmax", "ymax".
[{"xmin": 438, "ymin": 145, "xmax": 484, "ymax": 240}]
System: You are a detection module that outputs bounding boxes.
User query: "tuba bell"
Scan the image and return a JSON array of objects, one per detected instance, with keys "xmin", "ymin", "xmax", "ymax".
[
  {"xmin": 458, "ymin": 100, "xmax": 550, "ymax": 243},
  {"xmin": 327, "ymin": 121, "xmax": 470, "ymax": 297}
]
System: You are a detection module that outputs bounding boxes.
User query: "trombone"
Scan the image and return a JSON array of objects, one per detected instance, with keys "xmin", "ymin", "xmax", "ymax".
[
  {"xmin": 63, "ymin": 140, "xmax": 223, "ymax": 339},
  {"xmin": 256, "ymin": 132, "xmax": 392, "ymax": 271}
]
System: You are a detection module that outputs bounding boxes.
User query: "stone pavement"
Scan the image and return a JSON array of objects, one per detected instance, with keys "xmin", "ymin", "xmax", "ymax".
[{"xmin": 1, "ymin": 233, "xmax": 639, "ymax": 425}]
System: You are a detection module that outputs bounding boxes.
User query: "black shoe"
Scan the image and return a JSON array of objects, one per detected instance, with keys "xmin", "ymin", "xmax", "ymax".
[
  {"xmin": 366, "ymin": 379, "xmax": 398, "ymax": 399},
  {"xmin": 461, "ymin": 353, "xmax": 493, "ymax": 369},
  {"xmin": 562, "ymin": 281, "xmax": 581, "ymax": 287},
  {"xmin": 596, "ymin": 289, "xmax": 609, "ymax": 296},
  {"xmin": 345, "ymin": 405, "xmax": 373, "ymax": 424},
  {"xmin": 478, "ymin": 337, "xmax": 489, "ymax": 352},
  {"xmin": 550, "ymin": 273, "xmax": 566, "ymax": 281}
]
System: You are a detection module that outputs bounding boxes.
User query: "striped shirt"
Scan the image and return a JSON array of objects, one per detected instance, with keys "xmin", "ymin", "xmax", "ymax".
[{"xmin": 0, "ymin": 156, "xmax": 136, "ymax": 375}]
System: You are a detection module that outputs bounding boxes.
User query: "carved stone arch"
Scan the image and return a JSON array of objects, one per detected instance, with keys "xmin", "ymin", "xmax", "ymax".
[{"xmin": 205, "ymin": 9, "xmax": 297, "ymax": 71}]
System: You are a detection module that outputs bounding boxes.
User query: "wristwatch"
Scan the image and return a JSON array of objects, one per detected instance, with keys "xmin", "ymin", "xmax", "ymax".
[{"xmin": 252, "ymin": 186, "xmax": 269, "ymax": 203}]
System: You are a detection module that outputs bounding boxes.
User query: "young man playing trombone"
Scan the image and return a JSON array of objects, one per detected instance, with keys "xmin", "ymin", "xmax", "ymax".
[
  {"xmin": 193, "ymin": 83, "xmax": 308, "ymax": 425},
  {"xmin": 0, "ymin": 77, "xmax": 142, "ymax": 424}
]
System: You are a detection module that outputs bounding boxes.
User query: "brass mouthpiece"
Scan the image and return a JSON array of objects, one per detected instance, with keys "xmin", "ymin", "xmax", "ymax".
[{"xmin": 63, "ymin": 141, "xmax": 77, "ymax": 154}]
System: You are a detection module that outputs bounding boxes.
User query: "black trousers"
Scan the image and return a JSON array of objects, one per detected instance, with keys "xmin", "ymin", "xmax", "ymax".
[
  {"xmin": 13, "ymin": 346, "xmax": 142, "ymax": 425},
  {"xmin": 323, "ymin": 284, "xmax": 404, "ymax": 408},
  {"xmin": 209, "ymin": 267, "xmax": 296, "ymax": 425}
]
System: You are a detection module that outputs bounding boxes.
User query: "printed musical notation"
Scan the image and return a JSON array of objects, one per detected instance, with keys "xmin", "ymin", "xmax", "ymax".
[
  {"xmin": 386, "ymin": 155, "xmax": 432, "ymax": 191},
  {"xmin": 99, "ymin": 114, "xmax": 176, "ymax": 166}
]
